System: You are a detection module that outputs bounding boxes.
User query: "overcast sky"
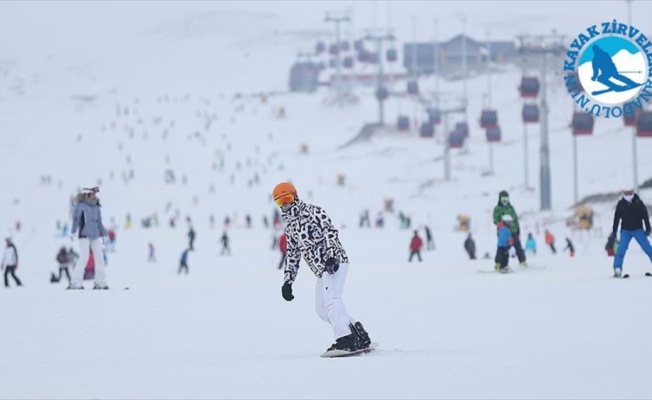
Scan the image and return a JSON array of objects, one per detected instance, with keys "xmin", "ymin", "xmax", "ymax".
[{"xmin": 0, "ymin": 1, "xmax": 647, "ymax": 60}]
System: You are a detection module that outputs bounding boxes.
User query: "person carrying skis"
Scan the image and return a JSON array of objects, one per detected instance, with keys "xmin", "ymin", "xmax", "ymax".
[
  {"xmin": 493, "ymin": 190, "xmax": 527, "ymax": 267},
  {"xmin": 496, "ymin": 215, "xmax": 515, "ymax": 273},
  {"xmin": 70, "ymin": 187, "xmax": 108, "ymax": 290},
  {"xmin": 273, "ymin": 181, "xmax": 372, "ymax": 354},
  {"xmin": 611, "ymin": 189, "xmax": 652, "ymax": 277}
]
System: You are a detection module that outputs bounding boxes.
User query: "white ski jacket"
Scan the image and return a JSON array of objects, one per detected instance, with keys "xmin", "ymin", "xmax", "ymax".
[
  {"xmin": 281, "ymin": 199, "xmax": 349, "ymax": 284},
  {"xmin": 2, "ymin": 245, "xmax": 18, "ymax": 267}
]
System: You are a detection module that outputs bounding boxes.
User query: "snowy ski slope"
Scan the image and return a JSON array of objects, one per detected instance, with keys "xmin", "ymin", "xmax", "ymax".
[{"xmin": 1, "ymin": 2, "xmax": 652, "ymax": 399}]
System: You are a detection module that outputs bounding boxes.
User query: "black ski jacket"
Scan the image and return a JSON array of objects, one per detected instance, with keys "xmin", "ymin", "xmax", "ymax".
[{"xmin": 612, "ymin": 194, "xmax": 651, "ymax": 233}]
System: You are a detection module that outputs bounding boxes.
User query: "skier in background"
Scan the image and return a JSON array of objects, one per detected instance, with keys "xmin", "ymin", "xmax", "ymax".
[
  {"xmin": 525, "ymin": 232, "xmax": 537, "ymax": 255},
  {"xmin": 107, "ymin": 229, "xmax": 116, "ymax": 252},
  {"xmin": 2, "ymin": 237, "xmax": 22, "ymax": 287},
  {"xmin": 496, "ymin": 215, "xmax": 515, "ymax": 273},
  {"xmin": 545, "ymin": 229, "xmax": 556, "ymax": 254},
  {"xmin": 424, "ymin": 225, "xmax": 435, "ymax": 250},
  {"xmin": 273, "ymin": 181, "xmax": 371, "ymax": 354},
  {"xmin": 493, "ymin": 190, "xmax": 527, "ymax": 267},
  {"xmin": 408, "ymin": 230, "xmax": 423, "ymax": 262},
  {"xmin": 148, "ymin": 243, "xmax": 156, "ymax": 262},
  {"xmin": 179, "ymin": 248, "xmax": 190, "ymax": 274},
  {"xmin": 375, "ymin": 211, "xmax": 384, "ymax": 228},
  {"xmin": 277, "ymin": 231, "xmax": 287, "ymax": 270},
  {"xmin": 220, "ymin": 231, "xmax": 231, "ymax": 256},
  {"xmin": 563, "ymin": 237, "xmax": 575, "ymax": 257},
  {"xmin": 188, "ymin": 226, "xmax": 196, "ymax": 251},
  {"xmin": 464, "ymin": 233, "xmax": 476, "ymax": 260},
  {"xmin": 359, "ymin": 209, "xmax": 371, "ymax": 228},
  {"xmin": 52, "ymin": 247, "xmax": 71, "ymax": 283},
  {"xmin": 611, "ymin": 188, "xmax": 652, "ymax": 278}
]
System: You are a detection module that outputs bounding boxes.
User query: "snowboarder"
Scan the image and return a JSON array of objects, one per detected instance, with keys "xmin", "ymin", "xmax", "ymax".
[
  {"xmin": 188, "ymin": 227, "xmax": 196, "ymax": 251},
  {"xmin": 611, "ymin": 189, "xmax": 652, "ymax": 277},
  {"xmin": 545, "ymin": 229, "xmax": 556, "ymax": 254},
  {"xmin": 525, "ymin": 232, "xmax": 537, "ymax": 255},
  {"xmin": 496, "ymin": 215, "xmax": 515, "ymax": 273},
  {"xmin": 2, "ymin": 237, "xmax": 22, "ymax": 287},
  {"xmin": 245, "ymin": 214, "xmax": 252, "ymax": 229},
  {"xmin": 563, "ymin": 237, "xmax": 575, "ymax": 257},
  {"xmin": 179, "ymin": 248, "xmax": 189, "ymax": 274},
  {"xmin": 220, "ymin": 231, "xmax": 230, "ymax": 256},
  {"xmin": 424, "ymin": 225, "xmax": 435, "ymax": 250},
  {"xmin": 492, "ymin": 191, "xmax": 527, "ymax": 267},
  {"xmin": 69, "ymin": 187, "xmax": 109, "ymax": 290},
  {"xmin": 273, "ymin": 181, "xmax": 371, "ymax": 353},
  {"xmin": 590, "ymin": 45, "xmax": 641, "ymax": 94},
  {"xmin": 464, "ymin": 233, "xmax": 476, "ymax": 260},
  {"xmin": 277, "ymin": 232, "xmax": 287, "ymax": 270},
  {"xmin": 408, "ymin": 230, "xmax": 423, "ymax": 262}
]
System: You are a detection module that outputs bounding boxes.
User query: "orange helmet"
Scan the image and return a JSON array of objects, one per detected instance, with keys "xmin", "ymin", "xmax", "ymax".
[{"xmin": 272, "ymin": 181, "xmax": 297, "ymax": 201}]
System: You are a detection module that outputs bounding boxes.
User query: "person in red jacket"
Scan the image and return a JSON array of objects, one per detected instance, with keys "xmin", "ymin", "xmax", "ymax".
[
  {"xmin": 277, "ymin": 232, "xmax": 287, "ymax": 270},
  {"xmin": 409, "ymin": 230, "xmax": 423, "ymax": 262}
]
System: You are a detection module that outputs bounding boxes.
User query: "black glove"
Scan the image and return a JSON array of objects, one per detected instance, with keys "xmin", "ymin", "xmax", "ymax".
[
  {"xmin": 281, "ymin": 282, "xmax": 294, "ymax": 301},
  {"xmin": 325, "ymin": 257, "xmax": 339, "ymax": 274},
  {"xmin": 610, "ymin": 231, "xmax": 617, "ymax": 240}
]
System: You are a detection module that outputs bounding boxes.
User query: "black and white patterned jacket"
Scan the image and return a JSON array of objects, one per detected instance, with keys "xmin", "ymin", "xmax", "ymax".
[{"xmin": 281, "ymin": 199, "xmax": 349, "ymax": 284}]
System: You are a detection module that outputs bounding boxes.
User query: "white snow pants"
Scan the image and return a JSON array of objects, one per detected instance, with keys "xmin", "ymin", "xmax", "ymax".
[
  {"xmin": 72, "ymin": 238, "xmax": 107, "ymax": 287},
  {"xmin": 315, "ymin": 263, "xmax": 357, "ymax": 339}
]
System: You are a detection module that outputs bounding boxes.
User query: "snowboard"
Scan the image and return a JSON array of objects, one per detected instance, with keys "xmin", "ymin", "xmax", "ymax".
[
  {"xmin": 320, "ymin": 342, "xmax": 379, "ymax": 358},
  {"xmin": 615, "ymin": 272, "xmax": 652, "ymax": 279},
  {"xmin": 478, "ymin": 269, "xmax": 513, "ymax": 274}
]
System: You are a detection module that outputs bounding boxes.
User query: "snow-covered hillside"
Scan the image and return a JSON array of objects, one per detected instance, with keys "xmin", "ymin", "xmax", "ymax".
[{"xmin": 1, "ymin": 2, "xmax": 652, "ymax": 399}]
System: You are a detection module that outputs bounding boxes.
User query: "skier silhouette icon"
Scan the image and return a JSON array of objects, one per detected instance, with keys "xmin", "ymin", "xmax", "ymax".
[{"xmin": 590, "ymin": 45, "xmax": 642, "ymax": 96}]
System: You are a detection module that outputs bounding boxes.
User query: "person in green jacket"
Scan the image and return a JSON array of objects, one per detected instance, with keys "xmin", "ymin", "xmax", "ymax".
[{"xmin": 492, "ymin": 190, "xmax": 527, "ymax": 269}]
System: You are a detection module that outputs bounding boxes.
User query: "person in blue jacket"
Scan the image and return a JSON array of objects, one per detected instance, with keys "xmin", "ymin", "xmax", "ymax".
[
  {"xmin": 525, "ymin": 232, "xmax": 537, "ymax": 255},
  {"xmin": 496, "ymin": 214, "xmax": 515, "ymax": 273}
]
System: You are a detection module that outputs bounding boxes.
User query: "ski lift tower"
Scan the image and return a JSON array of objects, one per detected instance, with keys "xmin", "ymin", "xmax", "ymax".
[
  {"xmin": 325, "ymin": 11, "xmax": 351, "ymax": 102},
  {"xmin": 365, "ymin": 28, "xmax": 395, "ymax": 125},
  {"xmin": 423, "ymin": 95, "xmax": 466, "ymax": 181},
  {"xmin": 517, "ymin": 33, "xmax": 566, "ymax": 211}
]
